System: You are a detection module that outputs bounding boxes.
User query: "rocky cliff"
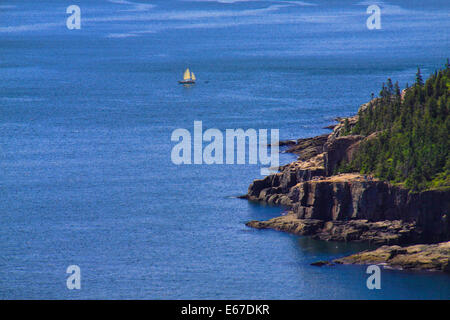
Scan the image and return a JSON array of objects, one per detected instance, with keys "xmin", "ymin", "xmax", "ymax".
[{"xmin": 243, "ymin": 103, "xmax": 450, "ymax": 246}]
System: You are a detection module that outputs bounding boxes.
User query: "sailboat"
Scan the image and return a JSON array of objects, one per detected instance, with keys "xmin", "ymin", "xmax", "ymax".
[{"xmin": 179, "ymin": 68, "xmax": 196, "ymax": 84}]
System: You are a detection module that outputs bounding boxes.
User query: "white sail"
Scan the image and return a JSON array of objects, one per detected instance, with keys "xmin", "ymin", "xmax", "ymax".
[
  {"xmin": 191, "ymin": 72, "xmax": 196, "ymax": 81},
  {"xmin": 183, "ymin": 68, "xmax": 191, "ymax": 81}
]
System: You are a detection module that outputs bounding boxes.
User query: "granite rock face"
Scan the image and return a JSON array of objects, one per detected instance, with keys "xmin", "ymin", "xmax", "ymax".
[
  {"xmin": 323, "ymin": 135, "xmax": 364, "ymax": 176},
  {"xmin": 333, "ymin": 241, "xmax": 450, "ymax": 273},
  {"xmin": 243, "ymin": 102, "xmax": 450, "ymax": 245},
  {"xmin": 246, "ymin": 170, "xmax": 449, "ymax": 243},
  {"xmin": 284, "ymin": 134, "xmax": 329, "ymax": 161},
  {"xmin": 246, "ymin": 212, "xmax": 421, "ymax": 245},
  {"xmin": 290, "ymin": 176, "xmax": 449, "ymax": 242},
  {"xmin": 246, "ymin": 214, "xmax": 324, "ymax": 236}
]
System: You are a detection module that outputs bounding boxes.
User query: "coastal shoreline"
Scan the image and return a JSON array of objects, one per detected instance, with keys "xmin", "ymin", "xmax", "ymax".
[
  {"xmin": 332, "ymin": 242, "xmax": 450, "ymax": 273},
  {"xmin": 242, "ymin": 99, "xmax": 450, "ymax": 273}
]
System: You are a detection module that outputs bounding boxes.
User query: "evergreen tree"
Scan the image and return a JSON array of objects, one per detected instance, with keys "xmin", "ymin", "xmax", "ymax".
[
  {"xmin": 387, "ymin": 78, "xmax": 394, "ymax": 95},
  {"xmin": 416, "ymin": 67, "xmax": 424, "ymax": 86},
  {"xmin": 394, "ymin": 81, "xmax": 401, "ymax": 97},
  {"xmin": 379, "ymin": 83, "xmax": 387, "ymax": 98}
]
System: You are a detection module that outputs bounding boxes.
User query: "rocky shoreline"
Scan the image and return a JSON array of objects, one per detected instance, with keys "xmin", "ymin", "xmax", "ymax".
[
  {"xmin": 333, "ymin": 241, "xmax": 450, "ymax": 273},
  {"xmin": 242, "ymin": 99, "xmax": 450, "ymax": 272},
  {"xmin": 246, "ymin": 214, "xmax": 420, "ymax": 245}
]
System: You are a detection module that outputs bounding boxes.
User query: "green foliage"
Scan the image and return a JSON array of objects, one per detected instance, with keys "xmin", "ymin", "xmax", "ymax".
[
  {"xmin": 340, "ymin": 63, "xmax": 450, "ymax": 191},
  {"xmin": 341, "ymin": 118, "xmax": 351, "ymax": 136},
  {"xmin": 416, "ymin": 67, "xmax": 424, "ymax": 86}
]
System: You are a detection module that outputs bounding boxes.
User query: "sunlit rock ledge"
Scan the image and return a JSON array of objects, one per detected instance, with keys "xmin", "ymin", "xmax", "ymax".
[{"xmin": 333, "ymin": 241, "xmax": 450, "ymax": 273}]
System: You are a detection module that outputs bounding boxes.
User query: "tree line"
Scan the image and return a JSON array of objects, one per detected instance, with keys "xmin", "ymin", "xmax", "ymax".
[{"xmin": 338, "ymin": 61, "xmax": 450, "ymax": 191}]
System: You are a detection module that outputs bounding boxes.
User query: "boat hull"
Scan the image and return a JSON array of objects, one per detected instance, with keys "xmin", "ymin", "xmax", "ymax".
[{"xmin": 178, "ymin": 80, "xmax": 195, "ymax": 84}]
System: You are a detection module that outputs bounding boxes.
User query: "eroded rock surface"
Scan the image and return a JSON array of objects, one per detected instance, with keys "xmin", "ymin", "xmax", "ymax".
[
  {"xmin": 333, "ymin": 241, "xmax": 450, "ymax": 272},
  {"xmin": 246, "ymin": 212, "xmax": 420, "ymax": 245}
]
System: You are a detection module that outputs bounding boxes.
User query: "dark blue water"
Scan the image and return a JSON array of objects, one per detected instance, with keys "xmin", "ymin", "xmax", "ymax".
[{"xmin": 0, "ymin": 0, "xmax": 449, "ymax": 299}]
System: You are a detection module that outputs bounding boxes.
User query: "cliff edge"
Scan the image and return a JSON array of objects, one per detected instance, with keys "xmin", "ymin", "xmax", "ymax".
[{"xmin": 242, "ymin": 100, "xmax": 449, "ymax": 271}]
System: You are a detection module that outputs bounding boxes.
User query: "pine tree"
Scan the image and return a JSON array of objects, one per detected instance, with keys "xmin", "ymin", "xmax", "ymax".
[
  {"xmin": 416, "ymin": 67, "xmax": 424, "ymax": 86},
  {"xmin": 379, "ymin": 83, "xmax": 387, "ymax": 98},
  {"xmin": 394, "ymin": 81, "xmax": 401, "ymax": 97},
  {"xmin": 387, "ymin": 78, "xmax": 394, "ymax": 95},
  {"xmin": 343, "ymin": 118, "xmax": 350, "ymax": 134}
]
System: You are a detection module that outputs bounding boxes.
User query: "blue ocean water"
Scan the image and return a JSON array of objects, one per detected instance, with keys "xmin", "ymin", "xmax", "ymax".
[{"xmin": 0, "ymin": 0, "xmax": 449, "ymax": 299}]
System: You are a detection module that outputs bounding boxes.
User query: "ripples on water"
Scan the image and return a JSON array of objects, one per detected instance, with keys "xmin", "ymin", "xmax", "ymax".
[{"xmin": 0, "ymin": 0, "xmax": 449, "ymax": 299}]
